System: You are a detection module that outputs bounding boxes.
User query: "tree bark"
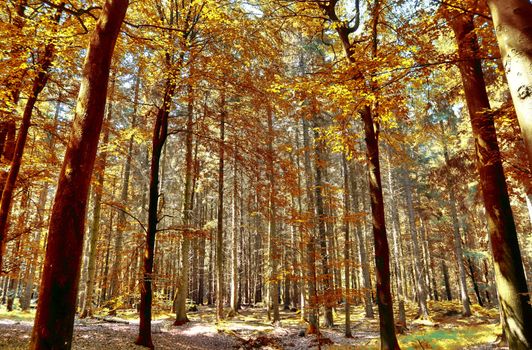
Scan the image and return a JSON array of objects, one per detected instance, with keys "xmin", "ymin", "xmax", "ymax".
[
  {"xmin": 230, "ymin": 140, "xmax": 239, "ymax": 314},
  {"xmin": 80, "ymin": 75, "xmax": 114, "ymax": 318},
  {"xmin": 302, "ymin": 117, "xmax": 319, "ymax": 334},
  {"xmin": 447, "ymin": 10, "xmax": 532, "ymax": 349},
  {"xmin": 135, "ymin": 79, "xmax": 174, "ymax": 349},
  {"xmin": 385, "ymin": 149, "xmax": 406, "ymax": 325},
  {"xmin": 487, "ymin": 0, "xmax": 532, "ymax": 170},
  {"xmin": 175, "ymin": 84, "xmax": 194, "ymax": 325},
  {"xmin": 349, "ymin": 162, "xmax": 374, "ymax": 319},
  {"xmin": 311, "ymin": 114, "xmax": 334, "ymax": 328},
  {"xmin": 361, "ymin": 106, "xmax": 399, "ymax": 350},
  {"xmin": 402, "ymin": 169, "xmax": 429, "ymax": 319},
  {"xmin": 441, "ymin": 261, "xmax": 452, "ymax": 301},
  {"xmin": 441, "ymin": 121, "xmax": 471, "ymax": 316},
  {"xmin": 110, "ymin": 63, "xmax": 141, "ymax": 299},
  {"xmin": 342, "ymin": 155, "xmax": 352, "ymax": 338},
  {"xmin": 30, "ymin": 1, "xmax": 128, "ymax": 348},
  {"xmin": 216, "ymin": 89, "xmax": 226, "ymax": 322},
  {"xmin": 267, "ymin": 105, "xmax": 280, "ymax": 323}
]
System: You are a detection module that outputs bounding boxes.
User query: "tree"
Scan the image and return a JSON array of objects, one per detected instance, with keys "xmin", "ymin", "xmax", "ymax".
[
  {"xmin": 445, "ymin": 6, "xmax": 532, "ymax": 349},
  {"xmin": 487, "ymin": 0, "xmax": 532, "ymax": 170},
  {"xmin": 136, "ymin": 77, "xmax": 175, "ymax": 349},
  {"xmin": 30, "ymin": 0, "xmax": 129, "ymax": 348},
  {"xmin": 316, "ymin": 0, "xmax": 400, "ymax": 347},
  {"xmin": 0, "ymin": 4, "xmax": 63, "ymax": 271},
  {"xmin": 216, "ymin": 87, "xmax": 226, "ymax": 322}
]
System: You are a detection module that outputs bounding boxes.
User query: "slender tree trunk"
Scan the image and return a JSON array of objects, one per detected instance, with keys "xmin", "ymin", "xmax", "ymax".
[
  {"xmin": 441, "ymin": 121, "xmax": 471, "ymax": 316},
  {"xmin": 230, "ymin": 141, "xmax": 239, "ymax": 314},
  {"xmin": 216, "ymin": 89, "xmax": 226, "ymax": 322},
  {"xmin": 0, "ymin": 5, "xmax": 63, "ymax": 270},
  {"xmin": 402, "ymin": 169, "xmax": 429, "ymax": 319},
  {"xmin": 342, "ymin": 155, "xmax": 352, "ymax": 337},
  {"xmin": 467, "ymin": 257, "xmax": 484, "ymax": 307},
  {"xmin": 311, "ymin": 116, "xmax": 334, "ymax": 328},
  {"xmin": 447, "ymin": 10, "xmax": 532, "ymax": 349},
  {"xmin": 385, "ymin": 149, "xmax": 406, "ymax": 326},
  {"xmin": 30, "ymin": 1, "xmax": 128, "ymax": 348},
  {"xmin": 21, "ymin": 184, "xmax": 48, "ymax": 311},
  {"xmin": 361, "ymin": 106, "xmax": 399, "ymax": 349},
  {"xmin": 349, "ymin": 162, "xmax": 374, "ymax": 318},
  {"xmin": 175, "ymin": 84, "xmax": 194, "ymax": 325},
  {"xmin": 267, "ymin": 105, "xmax": 280, "ymax": 323},
  {"xmin": 302, "ymin": 117, "xmax": 319, "ymax": 334},
  {"xmin": 136, "ymin": 79, "xmax": 173, "ymax": 348},
  {"xmin": 110, "ymin": 63, "xmax": 141, "ymax": 299}
]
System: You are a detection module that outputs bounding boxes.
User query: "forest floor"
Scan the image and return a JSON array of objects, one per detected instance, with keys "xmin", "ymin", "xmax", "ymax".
[{"xmin": 0, "ymin": 300, "xmax": 504, "ymax": 349}]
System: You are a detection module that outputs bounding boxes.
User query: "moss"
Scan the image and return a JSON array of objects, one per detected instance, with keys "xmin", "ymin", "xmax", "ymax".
[{"xmin": 398, "ymin": 324, "xmax": 500, "ymax": 349}]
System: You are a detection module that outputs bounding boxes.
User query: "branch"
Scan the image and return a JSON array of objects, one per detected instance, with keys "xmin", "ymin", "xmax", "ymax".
[{"xmin": 103, "ymin": 201, "xmax": 147, "ymax": 234}]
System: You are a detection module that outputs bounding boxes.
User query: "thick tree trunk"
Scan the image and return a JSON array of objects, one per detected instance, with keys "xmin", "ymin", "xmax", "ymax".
[
  {"xmin": 80, "ymin": 76, "xmax": 114, "ymax": 318},
  {"xmin": 448, "ymin": 11, "xmax": 532, "ymax": 349},
  {"xmin": 30, "ymin": 1, "xmax": 128, "ymax": 348},
  {"xmin": 487, "ymin": 0, "xmax": 532, "ymax": 170}
]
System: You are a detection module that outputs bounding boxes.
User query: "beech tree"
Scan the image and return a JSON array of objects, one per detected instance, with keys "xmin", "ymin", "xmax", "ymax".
[
  {"xmin": 444, "ymin": 5, "xmax": 532, "ymax": 349},
  {"xmin": 487, "ymin": 0, "xmax": 532, "ymax": 170},
  {"xmin": 29, "ymin": 1, "xmax": 129, "ymax": 348},
  {"xmin": 0, "ymin": 1, "xmax": 529, "ymax": 349}
]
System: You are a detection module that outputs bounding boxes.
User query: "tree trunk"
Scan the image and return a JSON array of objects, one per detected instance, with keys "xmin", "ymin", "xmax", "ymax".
[
  {"xmin": 230, "ymin": 141, "xmax": 239, "ymax": 314},
  {"xmin": 302, "ymin": 117, "xmax": 319, "ymax": 334},
  {"xmin": 30, "ymin": 1, "xmax": 128, "ymax": 348},
  {"xmin": 361, "ymin": 106, "xmax": 399, "ymax": 349},
  {"xmin": 441, "ymin": 261, "xmax": 452, "ymax": 301},
  {"xmin": 467, "ymin": 257, "xmax": 484, "ymax": 307},
  {"xmin": 402, "ymin": 169, "xmax": 429, "ymax": 319},
  {"xmin": 385, "ymin": 149, "xmax": 406, "ymax": 326},
  {"xmin": 216, "ymin": 89, "xmax": 226, "ymax": 322},
  {"xmin": 487, "ymin": 0, "xmax": 532, "ymax": 170},
  {"xmin": 175, "ymin": 84, "xmax": 194, "ymax": 325},
  {"xmin": 0, "ymin": 5, "xmax": 62, "ymax": 270},
  {"xmin": 21, "ymin": 184, "xmax": 48, "ymax": 311},
  {"xmin": 80, "ymin": 75, "xmax": 114, "ymax": 318},
  {"xmin": 448, "ymin": 10, "xmax": 532, "ymax": 349},
  {"xmin": 110, "ymin": 63, "xmax": 141, "ymax": 299},
  {"xmin": 349, "ymin": 162, "xmax": 374, "ymax": 318},
  {"xmin": 311, "ymin": 114, "xmax": 334, "ymax": 328},
  {"xmin": 441, "ymin": 121, "xmax": 471, "ymax": 316},
  {"xmin": 267, "ymin": 105, "xmax": 280, "ymax": 323},
  {"xmin": 342, "ymin": 155, "xmax": 352, "ymax": 337},
  {"xmin": 136, "ymin": 79, "xmax": 173, "ymax": 348}
]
